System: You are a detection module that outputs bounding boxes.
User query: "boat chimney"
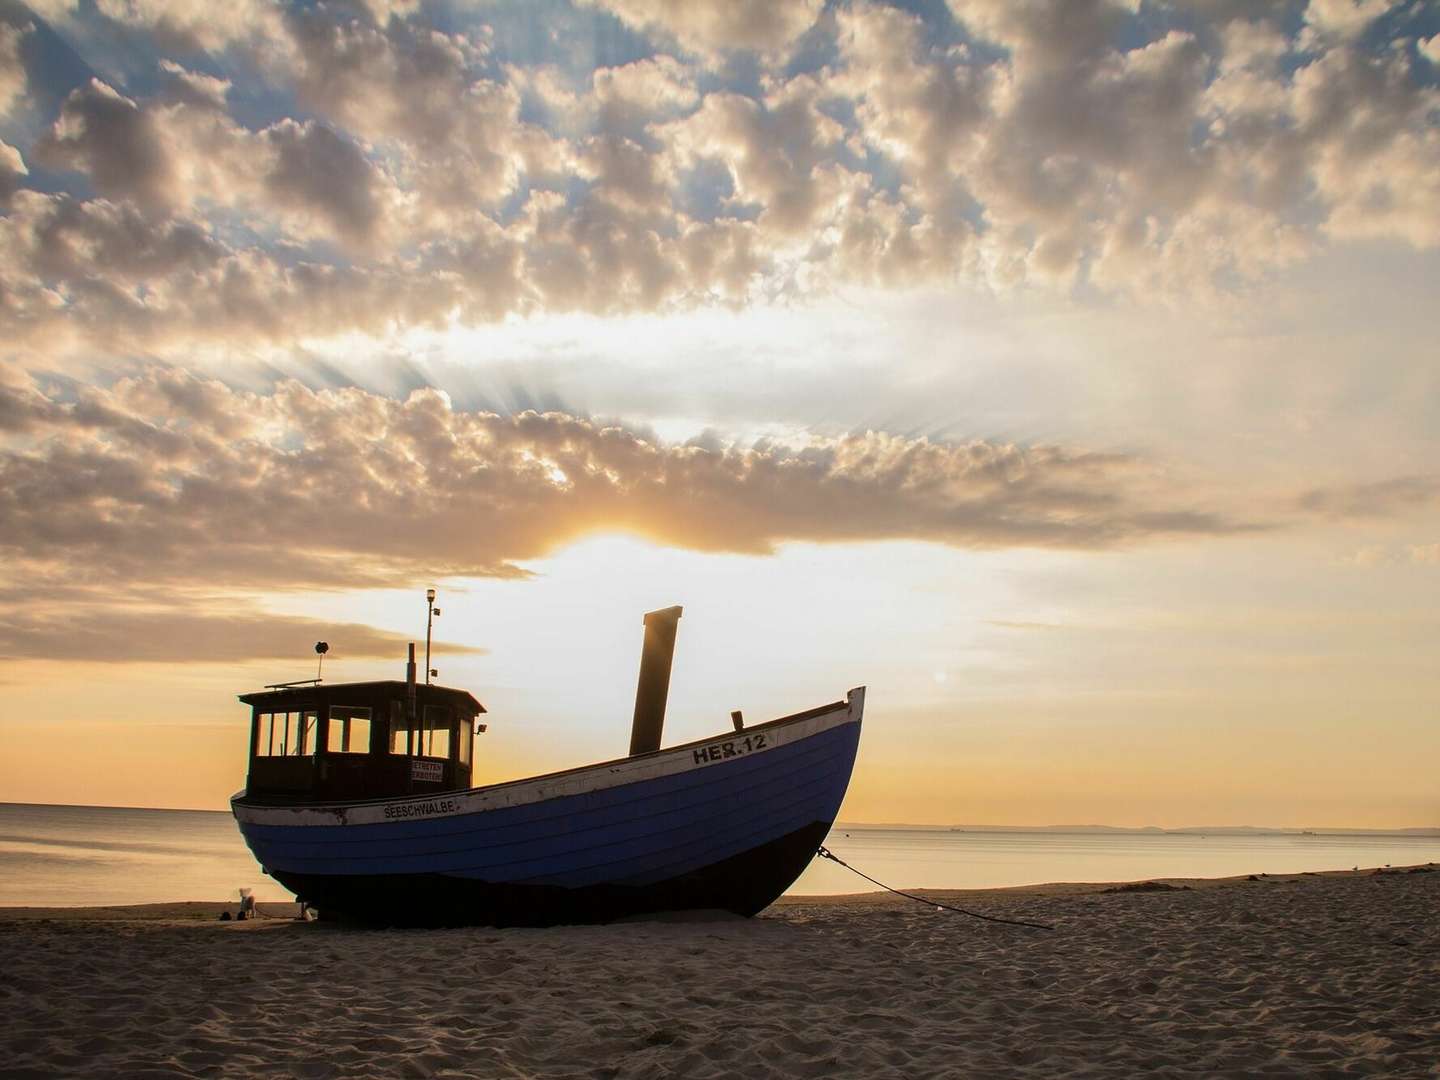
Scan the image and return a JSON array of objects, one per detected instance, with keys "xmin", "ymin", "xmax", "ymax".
[{"xmin": 629, "ymin": 605, "xmax": 683, "ymax": 756}]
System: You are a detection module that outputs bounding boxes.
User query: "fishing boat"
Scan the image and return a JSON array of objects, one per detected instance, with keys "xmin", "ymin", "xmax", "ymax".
[{"xmin": 231, "ymin": 604, "xmax": 864, "ymax": 926}]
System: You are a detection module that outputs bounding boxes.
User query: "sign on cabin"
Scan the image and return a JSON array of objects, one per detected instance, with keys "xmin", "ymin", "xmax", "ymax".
[{"xmin": 411, "ymin": 760, "xmax": 444, "ymax": 782}]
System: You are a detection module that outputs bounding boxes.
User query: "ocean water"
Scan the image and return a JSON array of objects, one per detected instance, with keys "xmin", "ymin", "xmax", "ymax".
[
  {"xmin": 787, "ymin": 826, "xmax": 1440, "ymax": 896},
  {"xmin": 2, "ymin": 802, "xmax": 1437, "ymax": 907},
  {"xmin": 0, "ymin": 803, "xmax": 295, "ymax": 906}
]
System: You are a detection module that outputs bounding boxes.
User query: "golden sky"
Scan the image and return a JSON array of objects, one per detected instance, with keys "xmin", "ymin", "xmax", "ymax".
[{"xmin": 1, "ymin": 0, "xmax": 1437, "ymax": 826}]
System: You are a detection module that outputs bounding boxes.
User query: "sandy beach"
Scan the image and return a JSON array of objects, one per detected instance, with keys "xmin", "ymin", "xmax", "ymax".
[{"xmin": 2, "ymin": 866, "xmax": 1436, "ymax": 1079}]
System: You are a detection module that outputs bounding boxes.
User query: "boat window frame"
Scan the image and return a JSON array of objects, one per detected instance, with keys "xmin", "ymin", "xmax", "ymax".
[
  {"xmin": 420, "ymin": 703, "xmax": 451, "ymax": 759},
  {"xmin": 389, "ymin": 702, "xmax": 412, "ymax": 756},
  {"xmin": 252, "ymin": 709, "xmax": 317, "ymax": 758},
  {"xmin": 387, "ymin": 701, "xmax": 457, "ymax": 759},
  {"xmin": 298, "ymin": 710, "xmax": 317, "ymax": 755},
  {"xmin": 326, "ymin": 705, "xmax": 373, "ymax": 755},
  {"xmin": 456, "ymin": 716, "xmax": 472, "ymax": 769}
]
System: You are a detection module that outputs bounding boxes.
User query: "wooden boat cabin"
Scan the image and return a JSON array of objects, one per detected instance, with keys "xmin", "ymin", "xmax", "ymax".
[{"xmin": 240, "ymin": 680, "xmax": 485, "ymax": 804}]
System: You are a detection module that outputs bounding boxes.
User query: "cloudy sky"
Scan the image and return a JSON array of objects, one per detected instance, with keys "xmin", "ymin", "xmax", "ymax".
[{"xmin": 1, "ymin": 0, "xmax": 1437, "ymax": 825}]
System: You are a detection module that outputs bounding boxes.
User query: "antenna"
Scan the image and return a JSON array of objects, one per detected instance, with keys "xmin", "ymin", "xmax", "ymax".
[
  {"xmin": 424, "ymin": 588, "xmax": 440, "ymax": 685},
  {"xmin": 315, "ymin": 640, "xmax": 329, "ymax": 682}
]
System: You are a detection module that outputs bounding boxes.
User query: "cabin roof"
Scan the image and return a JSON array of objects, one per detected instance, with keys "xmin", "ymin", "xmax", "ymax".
[{"xmin": 238, "ymin": 679, "xmax": 485, "ymax": 714}]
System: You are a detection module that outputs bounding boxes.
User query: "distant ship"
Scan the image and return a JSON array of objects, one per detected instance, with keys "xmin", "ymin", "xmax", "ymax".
[{"xmin": 231, "ymin": 603, "xmax": 864, "ymax": 926}]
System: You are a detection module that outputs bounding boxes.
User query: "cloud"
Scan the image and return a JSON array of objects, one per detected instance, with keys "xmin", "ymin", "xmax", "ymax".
[
  {"xmin": 832, "ymin": 0, "xmax": 1439, "ymax": 292},
  {"xmin": 0, "ymin": 190, "xmax": 518, "ymax": 357},
  {"xmin": 1300, "ymin": 0, "xmax": 1397, "ymax": 45},
  {"xmin": 0, "ymin": 140, "xmax": 25, "ymax": 211},
  {"xmin": 1296, "ymin": 44, "xmax": 1440, "ymax": 246},
  {"xmin": 514, "ymin": 54, "xmax": 700, "ymax": 151},
  {"xmin": 0, "ymin": 17, "xmax": 29, "ymax": 118},
  {"xmin": 1337, "ymin": 540, "xmax": 1440, "ymax": 567},
  {"xmin": 936, "ymin": 2, "xmax": 1278, "ymax": 287},
  {"xmin": 156, "ymin": 58, "xmax": 232, "ymax": 109},
  {"xmin": 585, "ymin": 0, "xmax": 824, "ymax": 60},
  {"xmin": 34, "ymin": 78, "xmax": 404, "ymax": 251},
  {"xmin": 93, "ymin": 0, "xmax": 283, "ymax": 52},
  {"xmin": 263, "ymin": 119, "xmax": 389, "ymax": 246},
  {"xmin": 1297, "ymin": 476, "xmax": 1440, "ymax": 518},
  {"xmin": 1409, "ymin": 542, "xmax": 1440, "ymax": 565},
  {"xmin": 593, "ymin": 53, "xmax": 700, "ymax": 119},
  {"xmin": 279, "ymin": 9, "xmax": 567, "ymax": 222},
  {"xmin": 3, "ymin": 0, "xmax": 1440, "ymax": 359},
  {"xmin": 0, "ymin": 604, "xmax": 483, "ymax": 663},
  {"xmin": 828, "ymin": 6, "xmax": 991, "ymax": 280},
  {"xmin": 0, "ymin": 369, "xmax": 1261, "ymax": 610},
  {"xmin": 35, "ymin": 79, "xmax": 178, "ymax": 216},
  {"xmin": 666, "ymin": 76, "xmax": 851, "ymax": 238},
  {"xmin": 1339, "ymin": 544, "xmax": 1393, "ymax": 567}
]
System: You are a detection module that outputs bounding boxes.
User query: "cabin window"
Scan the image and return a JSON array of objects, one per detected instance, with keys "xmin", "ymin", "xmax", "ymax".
[
  {"xmin": 389, "ymin": 708, "xmax": 412, "ymax": 755},
  {"xmin": 255, "ymin": 711, "xmax": 317, "ymax": 757},
  {"xmin": 422, "ymin": 705, "xmax": 451, "ymax": 759},
  {"xmin": 388, "ymin": 705, "xmax": 451, "ymax": 757},
  {"xmin": 457, "ymin": 722, "xmax": 472, "ymax": 768},
  {"xmin": 326, "ymin": 706, "xmax": 372, "ymax": 754}
]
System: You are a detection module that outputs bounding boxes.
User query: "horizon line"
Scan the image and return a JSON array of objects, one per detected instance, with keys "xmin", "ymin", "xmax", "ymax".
[{"xmin": 3, "ymin": 801, "xmax": 1436, "ymax": 834}]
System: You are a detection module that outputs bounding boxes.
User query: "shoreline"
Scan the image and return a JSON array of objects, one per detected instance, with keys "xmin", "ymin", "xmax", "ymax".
[
  {"xmin": 4, "ymin": 863, "xmax": 1436, "ymax": 1077},
  {"xmin": 1, "ymin": 862, "xmax": 1433, "ymax": 921}
]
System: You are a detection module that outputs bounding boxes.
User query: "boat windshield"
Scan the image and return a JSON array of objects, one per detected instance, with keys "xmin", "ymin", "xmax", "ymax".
[
  {"xmin": 255, "ymin": 710, "xmax": 318, "ymax": 757},
  {"xmin": 326, "ymin": 706, "xmax": 372, "ymax": 754},
  {"xmin": 389, "ymin": 704, "xmax": 452, "ymax": 758}
]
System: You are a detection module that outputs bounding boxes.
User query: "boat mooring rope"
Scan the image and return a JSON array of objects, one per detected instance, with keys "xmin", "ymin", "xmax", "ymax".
[{"xmin": 815, "ymin": 846, "xmax": 1055, "ymax": 931}]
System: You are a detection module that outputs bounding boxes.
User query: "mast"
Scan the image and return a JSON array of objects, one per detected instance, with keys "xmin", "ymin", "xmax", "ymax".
[
  {"xmin": 424, "ymin": 588, "xmax": 439, "ymax": 685},
  {"xmin": 406, "ymin": 642, "xmax": 417, "ymax": 757}
]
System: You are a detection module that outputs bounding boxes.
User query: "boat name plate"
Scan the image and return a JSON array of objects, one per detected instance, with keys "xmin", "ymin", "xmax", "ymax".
[
  {"xmin": 692, "ymin": 732, "xmax": 768, "ymax": 765},
  {"xmin": 384, "ymin": 798, "xmax": 460, "ymax": 820}
]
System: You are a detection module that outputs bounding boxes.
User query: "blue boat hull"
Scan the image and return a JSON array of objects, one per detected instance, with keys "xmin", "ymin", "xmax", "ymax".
[
  {"xmin": 233, "ymin": 690, "xmax": 863, "ymax": 926},
  {"xmin": 263, "ymin": 819, "xmax": 833, "ymax": 927}
]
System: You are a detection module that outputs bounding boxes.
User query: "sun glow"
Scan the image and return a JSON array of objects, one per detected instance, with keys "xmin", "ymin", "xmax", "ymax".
[{"xmin": 253, "ymin": 534, "xmax": 1013, "ymax": 781}]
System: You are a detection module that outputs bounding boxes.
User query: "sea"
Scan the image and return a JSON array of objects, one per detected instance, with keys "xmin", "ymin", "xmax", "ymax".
[{"xmin": 2, "ymin": 802, "xmax": 1437, "ymax": 907}]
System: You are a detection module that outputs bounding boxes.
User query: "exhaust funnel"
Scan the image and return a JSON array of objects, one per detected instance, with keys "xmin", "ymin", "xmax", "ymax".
[{"xmin": 629, "ymin": 606, "xmax": 683, "ymax": 756}]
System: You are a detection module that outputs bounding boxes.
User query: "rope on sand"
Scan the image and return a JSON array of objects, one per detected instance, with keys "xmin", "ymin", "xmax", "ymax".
[{"xmin": 815, "ymin": 846, "xmax": 1056, "ymax": 931}]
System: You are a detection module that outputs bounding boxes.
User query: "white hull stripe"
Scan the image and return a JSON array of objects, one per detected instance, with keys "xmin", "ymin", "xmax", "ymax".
[{"xmin": 234, "ymin": 687, "xmax": 864, "ymax": 828}]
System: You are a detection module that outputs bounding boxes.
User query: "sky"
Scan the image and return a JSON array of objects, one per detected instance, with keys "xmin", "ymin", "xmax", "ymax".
[{"xmin": 0, "ymin": 0, "xmax": 1437, "ymax": 827}]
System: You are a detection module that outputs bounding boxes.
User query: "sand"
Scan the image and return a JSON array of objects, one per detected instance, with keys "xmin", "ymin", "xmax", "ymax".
[{"xmin": 1, "ymin": 866, "xmax": 1436, "ymax": 1078}]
